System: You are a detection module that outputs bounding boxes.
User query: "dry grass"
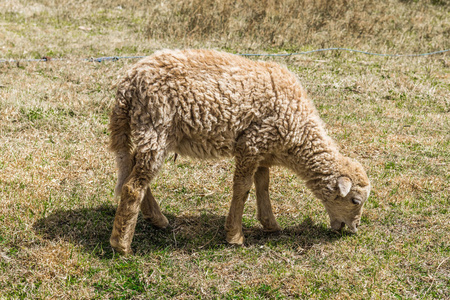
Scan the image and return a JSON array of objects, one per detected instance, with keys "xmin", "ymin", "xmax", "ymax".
[
  {"xmin": 0, "ymin": 0, "xmax": 449, "ymax": 298},
  {"xmin": 1, "ymin": 0, "xmax": 449, "ymax": 58}
]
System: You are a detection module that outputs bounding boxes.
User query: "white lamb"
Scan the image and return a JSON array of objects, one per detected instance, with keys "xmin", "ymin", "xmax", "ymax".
[{"xmin": 108, "ymin": 49, "xmax": 371, "ymax": 255}]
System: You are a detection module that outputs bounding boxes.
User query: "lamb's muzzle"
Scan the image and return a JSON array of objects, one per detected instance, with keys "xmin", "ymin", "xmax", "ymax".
[{"xmin": 108, "ymin": 49, "xmax": 371, "ymax": 254}]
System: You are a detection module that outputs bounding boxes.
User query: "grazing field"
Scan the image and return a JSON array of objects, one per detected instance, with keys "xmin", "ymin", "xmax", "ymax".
[{"xmin": 0, "ymin": 0, "xmax": 449, "ymax": 299}]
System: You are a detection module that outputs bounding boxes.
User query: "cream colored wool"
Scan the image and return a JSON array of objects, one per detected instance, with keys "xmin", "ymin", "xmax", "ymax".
[{"xmin": 108, "ymin": 49, "xmax": 371, "ymax": 255}]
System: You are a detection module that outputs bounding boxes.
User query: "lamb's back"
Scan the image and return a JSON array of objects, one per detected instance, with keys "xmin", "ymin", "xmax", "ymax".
[{"xmin": 125, "ymin": 49, "xmax": 314, "ymax": 158}]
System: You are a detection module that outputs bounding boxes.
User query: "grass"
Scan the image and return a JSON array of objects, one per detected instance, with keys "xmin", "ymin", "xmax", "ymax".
[{"xmin": 0, "ymin": 0, "xmax": 449, "ymax": 298}]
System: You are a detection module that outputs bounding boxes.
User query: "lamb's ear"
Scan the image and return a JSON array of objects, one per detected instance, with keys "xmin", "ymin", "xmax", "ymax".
[{"xmin": 337, "ymin": 176, "xmax": 352, "ymax": 197}]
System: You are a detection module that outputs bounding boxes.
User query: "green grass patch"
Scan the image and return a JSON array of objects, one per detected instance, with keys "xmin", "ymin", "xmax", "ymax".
[{"xmin": 0, "ymin": 0, "xmax": 448, "ymax": 298}]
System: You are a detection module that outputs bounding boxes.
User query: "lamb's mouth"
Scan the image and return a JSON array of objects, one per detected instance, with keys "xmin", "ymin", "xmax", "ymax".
[
  {"xmin": 330, "ymin": 220, "xmax": 345, "ymax": 232},
  {"xmin": 345, "ymin": 219, "xmax": 360, "ymax": 233},
  {"xmin": 346, "ymin": 223, "xmax": 358, "ymax": 233},
  {"xmin": 331, "ymin": 220, "xmax": 358, "ymax": 233}
]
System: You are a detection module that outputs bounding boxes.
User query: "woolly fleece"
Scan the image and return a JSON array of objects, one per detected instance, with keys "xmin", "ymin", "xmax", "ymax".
[{"xmin": 108, "ymin": 49, "xmax": 370, "ymax": 255}]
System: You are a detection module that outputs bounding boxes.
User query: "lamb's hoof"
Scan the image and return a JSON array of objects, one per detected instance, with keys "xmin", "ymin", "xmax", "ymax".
[
  {"xmin": 116, "ymin": 248, "xmax": 133, "ymax": 256},
  {"xmin": 262, "ymin": 223, "xmax": 282, "ymax": 233},
  {"xmin": 144, "ymin": 214, "xmax": 169, "ymax": 229},
  {"xmin": 226, "ymin": 231, "xmax": 244, "ymax": 245},
  {"xmin": 110, "ymin": 238, "xmax": 133, "ymax": 256}
]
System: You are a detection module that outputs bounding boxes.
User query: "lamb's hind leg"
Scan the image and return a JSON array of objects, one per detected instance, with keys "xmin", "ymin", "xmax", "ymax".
[
  {"xmin": 114, "ymin": 151, "xmax": 134, "ymax": 199},
  {"xmin": 115, "ymin": 151, "xmax": 168, "ymax": 229},
  {"xmin": 254, "ymin": 167, "xmax": 281, "ymax": 232},
  {"xmin": 141, "ymin": 187, "xmax": 169, "ymax": 229},
  {"xmin": 110, "ymin": 149, "xmax": 165, "ymax": 255}
]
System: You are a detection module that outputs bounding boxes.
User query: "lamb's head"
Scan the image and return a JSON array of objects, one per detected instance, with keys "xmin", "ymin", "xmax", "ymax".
[{"xmin": 310, "ymin": 157, "xmax": 371, "ymax": 233}]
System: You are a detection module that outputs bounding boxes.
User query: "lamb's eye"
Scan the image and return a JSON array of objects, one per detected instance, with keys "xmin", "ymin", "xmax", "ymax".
[{"xmin": 352, "ymin": 198, "xmax": 361, "ymax": 205}]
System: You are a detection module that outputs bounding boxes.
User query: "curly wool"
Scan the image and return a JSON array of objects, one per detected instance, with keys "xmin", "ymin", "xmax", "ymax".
[
  {"xmin": 110, "ymin": 49, "xmax": 349, "ymax": 186},
  {"xmin": 108, "ymin": 49, "xmax": 371, "ymax": 253}
]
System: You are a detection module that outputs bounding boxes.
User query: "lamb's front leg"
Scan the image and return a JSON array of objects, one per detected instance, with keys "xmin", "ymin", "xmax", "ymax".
[
  {"xmin": 225, "ymin": 158, "xmax": 257, "ymax": 245},
  {"xmin": 254, "ymin": 167, "xmax": 281, "ymax": 232}
]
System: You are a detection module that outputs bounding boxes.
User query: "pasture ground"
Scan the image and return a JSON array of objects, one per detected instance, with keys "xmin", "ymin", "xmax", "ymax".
[{"xmin": 0, "ymin": 0, "xmax": 449, "ymax": 298}]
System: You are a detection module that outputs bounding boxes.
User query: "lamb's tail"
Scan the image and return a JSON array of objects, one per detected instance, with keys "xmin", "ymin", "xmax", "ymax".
[{"xmin": 109, "ymin": 88, "xmax": 134, "ymax": 198}]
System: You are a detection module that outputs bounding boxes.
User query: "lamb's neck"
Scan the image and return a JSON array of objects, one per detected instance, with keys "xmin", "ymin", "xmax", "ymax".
[{"xmin": 285, "ymin": 123, "xmax": 341, "ymax": 183}]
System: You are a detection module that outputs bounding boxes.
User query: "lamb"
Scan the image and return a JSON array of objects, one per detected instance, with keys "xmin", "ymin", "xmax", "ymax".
[{"xmin": 108, "ymin": 49, "xmax": 371, "ymax": 255}]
